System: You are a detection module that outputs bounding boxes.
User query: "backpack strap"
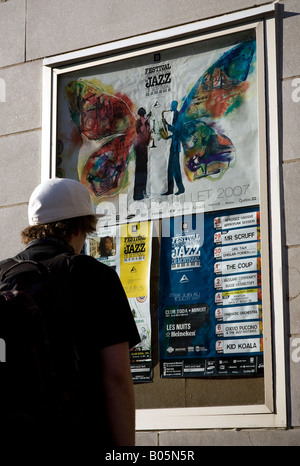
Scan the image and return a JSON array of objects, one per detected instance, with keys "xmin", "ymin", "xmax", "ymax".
[
  {"xmin": 0, "ymin": 259, "xmax": 18, "ymax": 280},
  {"xmin": 0, "ymin": 259, "xmax": 48, "ymax": 282}
]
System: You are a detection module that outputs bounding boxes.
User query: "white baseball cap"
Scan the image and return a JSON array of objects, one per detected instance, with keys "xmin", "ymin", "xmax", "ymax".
[{"xmin": 28, "ymin": 178, "xmax": 99, "ymax": 225}]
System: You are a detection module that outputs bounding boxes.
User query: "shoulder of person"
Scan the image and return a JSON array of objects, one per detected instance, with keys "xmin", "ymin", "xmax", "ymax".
[{"xmin": 70, "ymin": 254, "xmax": 119, "ymax": 278}]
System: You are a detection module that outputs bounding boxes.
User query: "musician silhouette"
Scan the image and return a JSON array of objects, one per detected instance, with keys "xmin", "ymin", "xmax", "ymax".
[
  {"xmin": 162, "ymin": 100, "xmax": 185, "ymax": 195},
  {"xmin": 133, "ymin": 107, "xmax": 151, "ymax": 201}
]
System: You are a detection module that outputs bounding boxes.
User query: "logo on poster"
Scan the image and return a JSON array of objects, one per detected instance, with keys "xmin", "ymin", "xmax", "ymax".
[{"xmin": 179, "ymin": 275, "xmax": 189, "ymax": 283}]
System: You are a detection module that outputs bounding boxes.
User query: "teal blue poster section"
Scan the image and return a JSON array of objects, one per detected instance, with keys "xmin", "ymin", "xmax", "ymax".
[{"xmin": 159, "ymin": 206, "xmax": 263, "ymax": 378}]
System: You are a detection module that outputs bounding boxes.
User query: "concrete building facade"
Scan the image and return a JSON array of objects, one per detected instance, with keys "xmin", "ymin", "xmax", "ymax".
[{"xmin": 0, "ymin": 0, "xmax": 300, "ymax": 446}]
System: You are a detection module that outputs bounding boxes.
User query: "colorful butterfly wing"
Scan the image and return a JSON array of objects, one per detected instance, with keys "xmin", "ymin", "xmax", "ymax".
[
  {"xmin": 81, "ymin": 135, "xmax": 133, "ymax": 199},
  {"xmin": 179, "ymin": 41, "xmax": 256, "ymax": 181},
  {"xmin": 183, "ymin": 120, "xmax": 236, "ymax": 181},
  {"xmin": 65, "ymin": 79, "xmax": 136, "ymax": 199}
]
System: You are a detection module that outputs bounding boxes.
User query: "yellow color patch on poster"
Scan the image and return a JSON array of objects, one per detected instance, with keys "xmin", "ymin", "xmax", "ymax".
[{"xmin": 120, "ymin": 221, "xmax": 151, "ymax": 298}]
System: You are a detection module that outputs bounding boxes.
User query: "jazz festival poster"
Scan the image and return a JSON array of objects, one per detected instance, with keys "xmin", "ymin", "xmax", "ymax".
[
  {"xmin": 57, "ymin": 27, "xmax": 264, "ymax": 379},
  {"xmin": 86, "ymin": 221, "xmax": 153, "ymax": 382},
  {"xmin": 158, "ymin": 208, "xmax": 263, "ymax": 378},
  {"xmin": 56, "ymin": 29, "xmax": 260, "ymax": 225}
]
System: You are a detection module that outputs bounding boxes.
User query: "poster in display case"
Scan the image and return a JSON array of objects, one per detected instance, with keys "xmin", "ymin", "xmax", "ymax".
[
  {"xmin": 158, "ymin": 208, "xmax": 263, "ymax": 378},
  {"xmin": 86, "ymin": 221, "xmax": 153, "ymax": 382},
  {"xmin": 55, "ymin": 24, "xmax": 267, "ymax": 380}
]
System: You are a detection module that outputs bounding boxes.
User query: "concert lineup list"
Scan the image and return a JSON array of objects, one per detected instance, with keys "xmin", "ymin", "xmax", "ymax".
[{"xmin": 159, "ymin": 206, "xmax": 263, "ymax": 378}]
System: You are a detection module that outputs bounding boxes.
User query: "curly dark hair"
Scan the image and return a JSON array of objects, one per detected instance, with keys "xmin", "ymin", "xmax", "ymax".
[{"xmin": 21, "ymin": 215, "xmax": 97, "ymax": 245}]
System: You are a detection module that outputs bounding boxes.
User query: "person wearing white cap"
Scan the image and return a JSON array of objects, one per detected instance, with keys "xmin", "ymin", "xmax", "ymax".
[{"xmin": 0, "ymin": 178, "xmax": 140, "ymax": 445}]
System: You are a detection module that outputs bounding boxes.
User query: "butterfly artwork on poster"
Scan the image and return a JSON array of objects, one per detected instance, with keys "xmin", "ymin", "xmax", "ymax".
[{"xmin": 56, "ymin": 30, "xmax": 259, "ymax": 224}]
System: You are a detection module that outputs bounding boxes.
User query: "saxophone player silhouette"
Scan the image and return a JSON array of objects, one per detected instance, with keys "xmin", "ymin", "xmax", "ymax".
[{"xmin": 162, "ymin": 100, "xmax": 185, "ymax": 196}]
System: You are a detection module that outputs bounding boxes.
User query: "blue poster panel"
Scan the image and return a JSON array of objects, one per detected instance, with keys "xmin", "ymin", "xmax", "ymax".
[{"xmin": 159, "ymin": 206, "xmax": 263, "ymax": 377}]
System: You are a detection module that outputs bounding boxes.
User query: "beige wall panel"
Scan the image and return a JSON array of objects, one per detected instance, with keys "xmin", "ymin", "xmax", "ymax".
[
  {"xmin": 280, "ymin": 0, "xmax": 300, "ymax": 79},
  {"xmin": 0, "ymin": 0, "xmax": 26, "ymax": 68},
  {"xmin": 0, "ymin": 204, "xmax": 27, "ymax": 261},
  {"xmin": 158, "ymin": 427, "xmax": 300, "ymax": 445},
  {"xmin": 287, "ymin": 246, "xmax": 300, "ymax": 333},
  {"xmin": 282, "ymin": 79, "xmax": 300, "ymax": 162},
  {"xmin": 0, "ymin": 61, "xmax": 42, "ymax": 137},
  {"xmin": 290, "ymin": 334, "xmax": 300, "ymax": 427},
  {"xmin": 26, "ymin": 0, "xmax": 273, "ymax": 60},
  {"xmin": 0, "ymin": 131, "xmax": 41, "ymax": 207},
  {"xmin": 282, "ymin": 160, "xmax": 300, "ymax": 246}
]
